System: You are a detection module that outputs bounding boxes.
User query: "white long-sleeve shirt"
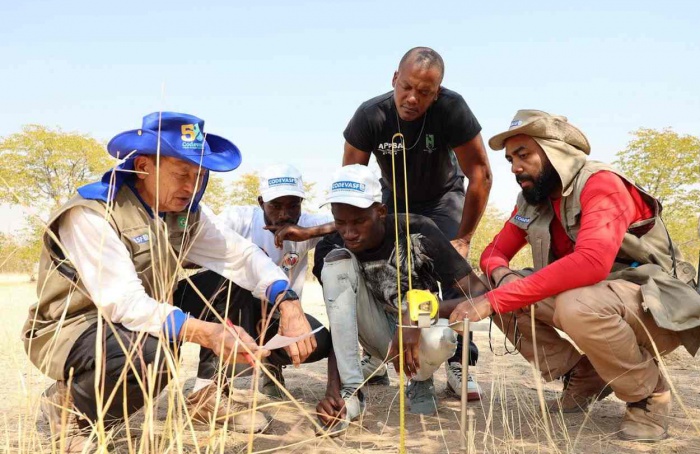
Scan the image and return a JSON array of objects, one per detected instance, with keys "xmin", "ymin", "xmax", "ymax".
[
  {"xmin": 217, "ymin": 206, "xmax": 332, "ymax": 297},
  {"xmin": 58, "ymin": 204, "xmax": 288, "ymax": 337}
]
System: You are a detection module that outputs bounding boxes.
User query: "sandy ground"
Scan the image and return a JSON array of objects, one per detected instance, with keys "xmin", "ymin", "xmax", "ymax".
[{"xmin": 2, "ymin": 276, "xmax": 700, "ymax": 453}]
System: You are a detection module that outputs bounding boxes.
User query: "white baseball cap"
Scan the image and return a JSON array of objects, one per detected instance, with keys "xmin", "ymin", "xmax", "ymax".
[
  {"xmin": 321, "ymin": 164, "xmax": 382, "ymax": 209},
  {"xmin": 259, "ymin": 164, "xmax": 306, "ymax": 202}
]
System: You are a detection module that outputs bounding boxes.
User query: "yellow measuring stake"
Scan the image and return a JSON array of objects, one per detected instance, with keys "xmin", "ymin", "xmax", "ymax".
[{"xmin": 390, "ymin": 132, "xmax": 407, "ymax": 453}]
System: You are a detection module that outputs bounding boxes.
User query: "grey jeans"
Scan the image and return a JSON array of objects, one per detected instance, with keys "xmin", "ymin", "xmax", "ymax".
[{"xmin": 321, "ymin": 248, "xmax": 457, "ymax": 392}]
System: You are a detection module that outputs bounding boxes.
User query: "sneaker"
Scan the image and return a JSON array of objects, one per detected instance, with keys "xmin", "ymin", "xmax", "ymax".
[
  {"xmin": 186, "ymin": 382, "xmax": 270, "ymax": 432},
  {"xmin": 547, "ymin": 355, "xmax": 613, "ymax": 413},
  {"xmin": 318, "ymin": 388, "xmax": 366, "ymax": 436},
  {"xmin": 361, "ymin": 354, "xmax": 390, "ymax": 385},
  {"xmin": 445, "ymin": 362, "xmax": 482, "ymax": 401},
  {"xmin": 406, "ymin": 377, "xmax": 438, "ymax": 415},
  {"xmin": 260, "ymin": 364, "xmax": 285, "ymax": 399},
  {"xmin": 619, "ymin": 376, "xmax": 671, "ymax": 442},
  {"xmin": 40, "ymin": 381, "xmax": 76, "ymax": 436}
]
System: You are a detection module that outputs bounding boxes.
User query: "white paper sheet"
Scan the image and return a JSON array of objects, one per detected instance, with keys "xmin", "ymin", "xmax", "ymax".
[{"xmin": 262, "ymin": 325, "xmax": 324, "ymax": 350}]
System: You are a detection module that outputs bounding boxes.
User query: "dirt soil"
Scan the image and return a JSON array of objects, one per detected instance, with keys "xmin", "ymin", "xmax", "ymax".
[{"xmin": 2, "ymin": 278, "xmax": 699, "ymax": 453}]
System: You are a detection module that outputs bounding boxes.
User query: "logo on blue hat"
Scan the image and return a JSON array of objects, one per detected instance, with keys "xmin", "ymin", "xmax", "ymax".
[
  {"xmin": 181, "ymin": 124, "xmax": 204, "ymax": 149},
  {"xmin": 268, "ymin": 177, "xmax": 298, "ymax": 187},
  {"xmin": 332, "ymin": 181, "xmax": 366, "ymax": 192}
]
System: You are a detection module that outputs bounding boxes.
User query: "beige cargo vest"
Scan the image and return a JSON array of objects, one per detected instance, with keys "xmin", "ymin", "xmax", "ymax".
[
  {"xmin": 22, "ymin": 184, "xmax": 201, "ymax": 380},
  {"xmin": 509, "ymin": 160, "xmax": 700, "ymax": 355}
]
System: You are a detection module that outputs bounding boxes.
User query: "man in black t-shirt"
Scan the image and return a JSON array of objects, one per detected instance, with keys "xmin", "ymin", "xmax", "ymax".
[
  {"xmin": 313, "ymin": 165, "xmax": 489, "ymax": 432},
  {"xmin": 343, "ymin": 46, "xmax": 491, "ymax": 398}
]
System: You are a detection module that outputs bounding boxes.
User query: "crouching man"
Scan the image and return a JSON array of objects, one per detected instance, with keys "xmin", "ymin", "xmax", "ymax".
[
  {"xmin": 212, "ymin": 163, "xmax": 334, "ymax": 397},
  {"xmin": 312, "ymin": 165, "xmax": 488, "ymax": 432},
  {"xmin": 22, "ymin": 112, "xmax": 316, "ymax": 451},
  {"xmin": 450, "ymin": 110, "xmax": 700, "ymax": 442}
]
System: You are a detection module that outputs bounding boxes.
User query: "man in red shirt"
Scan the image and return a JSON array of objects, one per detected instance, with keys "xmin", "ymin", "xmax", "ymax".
[{"xmin": 449, "ymin": 110, "xmax": 700, "ymax": 442}]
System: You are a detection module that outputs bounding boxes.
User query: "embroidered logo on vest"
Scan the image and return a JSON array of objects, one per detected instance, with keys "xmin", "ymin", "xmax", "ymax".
[
  {"xmin": 514, "ymin": 214, "xmax": 531, "ymax": 224},
  {"xmin": 133, "ymin": 233, "xmax": 149, "ymax": 244},
  {"xmin": 177, "ymin": 215, "xmax": 187, "ymax": 229}
]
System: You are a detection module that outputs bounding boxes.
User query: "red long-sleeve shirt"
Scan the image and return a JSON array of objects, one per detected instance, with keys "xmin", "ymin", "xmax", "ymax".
[{"xmin": 481, "ymin": 171, "xmax": 654, "ymax": 314}]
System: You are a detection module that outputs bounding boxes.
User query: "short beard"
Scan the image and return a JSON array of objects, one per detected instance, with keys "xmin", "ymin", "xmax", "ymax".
[{"xmin": 521, "ymin": 161, "xmax": 560, "ymax": 205}]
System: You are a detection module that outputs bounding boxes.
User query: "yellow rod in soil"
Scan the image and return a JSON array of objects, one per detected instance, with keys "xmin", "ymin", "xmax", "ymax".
[{"xmin": 390, "ymin": 132, "xmax": 406, "ymax": 453}]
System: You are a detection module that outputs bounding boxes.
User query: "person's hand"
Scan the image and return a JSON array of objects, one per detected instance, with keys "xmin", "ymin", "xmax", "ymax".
[
  {"xmin": 264, "ymin": 224, "xmax": 310, "ymax": 249},
  {"xmin": 388, "ymin": 324, "xmax": 421, "ymax": 378},
  {"xmin": 183, "ymin": 319, "xmax": 268, "ymax": 366},
  {"xmin": 278, "ymin": 299, "xmax": 317, "ymax": 367},
  {"xmin": 316, "ymin": 392, "xmax": 347, "ymax": 427},
  {"xmin": 449, "ymin": 295, "xmax": 494, "ymax": 327},
  {"xmin": 450, "ymin": 238, "xmax": 470, "ymax": 260}
]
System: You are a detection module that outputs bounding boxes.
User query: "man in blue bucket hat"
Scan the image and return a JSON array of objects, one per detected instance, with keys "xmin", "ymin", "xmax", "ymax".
[{"xmin": 22, "ymin": 112, "xmax": 317, "ymax": 450}]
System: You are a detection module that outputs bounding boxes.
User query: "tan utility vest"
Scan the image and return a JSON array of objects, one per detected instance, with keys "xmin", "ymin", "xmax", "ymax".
[
  {"xmin": 509, "ymin": 160, "xmax": 700, "ymax": 355},
  {"xmin": 22, "ymin": 185, "xmax": 201, "ymax": 380}
]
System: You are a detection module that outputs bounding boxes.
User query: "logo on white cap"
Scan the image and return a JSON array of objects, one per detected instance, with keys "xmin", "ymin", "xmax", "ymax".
[
  {"xmin": 322, "ymin": 165, "xmax": 381, "ymax": 209},
  {"xmin": 260, "ymin": 164, "xmax": 305, "ymax": 202},
  {"xmin": 268, "ymin": 177, "xmax": 298, "ymax": 187},
  {"xmin": 332, "ymin": 181, "xmax": 366, "ymax": 192}
]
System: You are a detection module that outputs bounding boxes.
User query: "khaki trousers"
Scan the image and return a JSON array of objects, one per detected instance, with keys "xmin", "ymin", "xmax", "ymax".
[{"xmin": 494, "ymin": 279, "xmax": 679, "ymax": 402}]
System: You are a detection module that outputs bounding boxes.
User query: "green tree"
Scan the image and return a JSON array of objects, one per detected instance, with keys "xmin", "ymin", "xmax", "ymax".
[
  {"xmin": 201, "ymin": 174, "xmax": 230, "ymax": 214},
  {"xmin": 229, "ymin": 171, "xmax": 261, "ymax": 206},
  {"xmin": 614, "ymin": 127, "xmax": 700, "ymax": 263},
  {"xmin": 0, "ymin": 125, "xmax": 114, "ymax": 210},
  {"xmin": 468, "ymin": 205, "xmax": 533, "ymax": 274}
]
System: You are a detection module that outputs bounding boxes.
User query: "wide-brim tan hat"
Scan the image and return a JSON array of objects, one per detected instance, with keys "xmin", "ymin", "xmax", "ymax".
[{"xmin": 488, "ymin": 109, "xmax": 591, "ymax": 154}]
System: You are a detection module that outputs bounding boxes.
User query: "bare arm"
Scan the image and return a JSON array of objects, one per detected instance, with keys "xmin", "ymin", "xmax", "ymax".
[
  {"xmin": 438, "ymin": 272, "xmax": 490, "ymax": 318},
  {"xmin": 265, "ymin": 221, "xmax": 336, "ymax": 248},
  {"xmin": 453, "ymin": 132, "xmax": 492, "ymax": 246},
  {"xmin": 343, "ymin": 141, "xmax": 371, "ymax": 165}
]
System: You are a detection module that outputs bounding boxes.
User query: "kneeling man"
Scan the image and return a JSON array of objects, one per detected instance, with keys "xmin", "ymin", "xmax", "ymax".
[{"xmin": 313, "ymin": 165, "xmax": 488, "ymax": 431}]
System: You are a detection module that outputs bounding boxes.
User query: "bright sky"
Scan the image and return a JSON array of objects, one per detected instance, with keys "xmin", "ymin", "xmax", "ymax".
[{"xmin": 2, "ymin": 0, "xmax": 698, "ymax": 234}]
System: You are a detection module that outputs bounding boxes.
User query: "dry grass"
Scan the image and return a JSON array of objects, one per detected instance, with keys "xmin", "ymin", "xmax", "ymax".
[{"xmin": 3, "ymin": 276, "xmax": 700, "ymax": 453}]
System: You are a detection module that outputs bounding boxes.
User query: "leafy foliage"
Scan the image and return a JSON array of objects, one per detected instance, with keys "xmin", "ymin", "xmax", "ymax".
[
  {"xmin": 0, "ymin": 125, "xmax": 114, "ymax": 210},
  {"xmin": 614, "ymin": 128, "xmax": 700, "ymax": 263},
  {"xmin": 469, "ymin": 205, "xmax": 533, "ymax": 273}
]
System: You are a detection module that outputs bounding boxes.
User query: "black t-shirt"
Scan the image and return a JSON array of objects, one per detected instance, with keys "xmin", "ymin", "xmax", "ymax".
[
  {"xmin": 313, "ymin": 214, "xmax": 472, "ymax": 314},
  {"xmin": 343, "ymin": 88, "xmax": 481, "ymax": 203}
]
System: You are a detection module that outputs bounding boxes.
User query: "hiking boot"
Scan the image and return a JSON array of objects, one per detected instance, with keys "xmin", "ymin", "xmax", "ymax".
[
  {"xmin": 318, "ymin": 388, "xmax": 366, "ymax": 436},
  {"xmin": 547, "ymin": 356, "xmax": 613, "ymax": 413},
  {"xmin": 446, "ymin": 362, "xmax": 482, "ymax": 401},
  {"xmin": 40, "ymin": 381, "xmax": 76, "ymax": 436},
  {"xmin": 619, "ymin": 376, "xmax": 671, "ymax": 442},
  {"xmin": 361, "ymin": 354, "xmax": 390, "ymax": 385},
  {"xmin": 406, "ymin": 377, "xmax": 438, "ymax": 415},
  {"xmin": 260, "ymin": 364, "xmax": 286, "ymax": 399},
  {"xmin": 186, "ymin": 382, "xmax": 270, "ymax": 432}
]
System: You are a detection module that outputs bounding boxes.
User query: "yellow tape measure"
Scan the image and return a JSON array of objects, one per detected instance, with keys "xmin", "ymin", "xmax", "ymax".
[{"xmin": 406, "ymin": 289, "xmax": 439, "ymax": 328}]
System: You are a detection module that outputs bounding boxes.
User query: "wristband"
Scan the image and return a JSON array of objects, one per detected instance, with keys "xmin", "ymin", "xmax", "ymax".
[{"xmin": 270, "ymin": 289, "xmax": 299, "ymax": 310}]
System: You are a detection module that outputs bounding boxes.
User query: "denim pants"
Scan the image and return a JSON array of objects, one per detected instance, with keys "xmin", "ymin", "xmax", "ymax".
[{"xmin": 321, "ymin": 248, "xmax": 457, "ymax": 392}]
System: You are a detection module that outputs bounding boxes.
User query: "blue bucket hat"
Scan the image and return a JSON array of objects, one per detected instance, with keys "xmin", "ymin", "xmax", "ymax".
[{"xmin": 107, "ymin": 112, "xmax": 242, "ymax": 172}]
